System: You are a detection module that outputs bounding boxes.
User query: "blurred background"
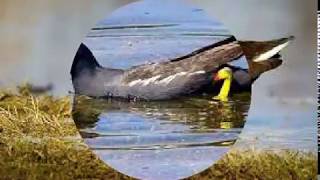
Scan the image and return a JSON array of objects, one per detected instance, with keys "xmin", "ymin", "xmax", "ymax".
[{"xmin": 0, "ymin": 0, "xmax": 317, "ymax": 151}]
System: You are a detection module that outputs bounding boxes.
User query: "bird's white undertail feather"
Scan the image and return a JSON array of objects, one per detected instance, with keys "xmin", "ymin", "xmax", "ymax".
[{"xmin": 253, "ymin": 41, "xmax": 290, "ymax": 62}]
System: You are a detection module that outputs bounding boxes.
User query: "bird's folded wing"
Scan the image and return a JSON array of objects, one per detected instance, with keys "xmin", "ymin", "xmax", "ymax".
[{"xmin": 122, "ymin": 36, "xmax": 244, "ymax": 84}]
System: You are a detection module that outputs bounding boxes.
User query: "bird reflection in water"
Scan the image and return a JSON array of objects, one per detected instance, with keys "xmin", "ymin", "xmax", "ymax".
[{"xmin": 72, "ymin": 93, "xmax": 251, "ymax": 138}]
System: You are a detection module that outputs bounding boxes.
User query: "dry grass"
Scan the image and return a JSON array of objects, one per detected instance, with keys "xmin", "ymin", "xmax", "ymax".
[
  {"xmin": 0, "ymin": 85, "xmax": 76, "ymax": 139},
  {"xmin": 0, "ymin": 86, "xmax": 132, "ymax": 180},
  {"xmin": 188, "ymin": 150, "xmax": 317, "ymax": 180},
  {"xmin": 0, "ymin": 85, "xmax": 316, "ymax": 180},
  {"xmin": 0, "ymin": 139, "xmax": 132, "ymax": 180}
]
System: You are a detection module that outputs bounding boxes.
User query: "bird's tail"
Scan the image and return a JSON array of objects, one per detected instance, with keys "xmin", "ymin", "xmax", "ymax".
[
  {"xmin": 239, "ymin": 36, "xmax": 295, "ymax": 62},
  {"xmin": 249, "ymin": 58, "xmax": 283, "ymax": 80},
  {"xmin": 239, "ymin": 36, "xmax": 295, "ymax": 80},
  {"xmin": 70, "ymin": 43, "xmax": 102, "ymax": 80}
]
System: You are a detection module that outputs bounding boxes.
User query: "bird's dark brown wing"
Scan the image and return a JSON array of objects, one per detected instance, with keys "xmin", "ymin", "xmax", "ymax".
[{"xmin": 122, "ymin": 37, "xmax": 243, "ymax": 84}]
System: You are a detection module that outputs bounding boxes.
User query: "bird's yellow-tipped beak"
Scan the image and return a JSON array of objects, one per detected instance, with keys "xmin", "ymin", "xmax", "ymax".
[{"xmin": 213, "ymin": 73, "xmax": 221, "ymax": 81}]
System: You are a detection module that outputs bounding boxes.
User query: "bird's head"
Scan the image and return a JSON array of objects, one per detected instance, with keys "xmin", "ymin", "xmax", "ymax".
[{"xmin": 214, "ymin": 67, "xmax": 233, "ymax": 81}]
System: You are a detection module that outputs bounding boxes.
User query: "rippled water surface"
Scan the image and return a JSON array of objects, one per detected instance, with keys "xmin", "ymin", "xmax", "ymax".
[
  {"xmin": 83, "ymin": 23, "xmax": 231, "ymax": 69},
  {"xmin": 74, "ymin": 93, "xmax": 251, "ymax": 179}
]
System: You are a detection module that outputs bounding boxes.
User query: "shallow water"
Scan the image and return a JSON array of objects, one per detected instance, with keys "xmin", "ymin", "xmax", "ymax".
[
  {"xmin": 73, "ymin": 94, "xmax": 251, "ymax": 180},
  {"xmin": 83, "ymin": 23, "xmax": 231, "ymax": 69},
  {"xmin": 236, "ymin": 95, "xmax": 316, "ymax": 151}
]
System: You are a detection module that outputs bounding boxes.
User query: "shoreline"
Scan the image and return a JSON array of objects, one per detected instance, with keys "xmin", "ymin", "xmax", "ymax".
[{"xmin": 0, "ymin": 86, "xmax": 316, "ymax": 179}]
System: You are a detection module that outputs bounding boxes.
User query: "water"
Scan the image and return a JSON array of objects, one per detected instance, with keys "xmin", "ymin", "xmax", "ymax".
[
  {"xmin": 236, "ymin": 95, "xmax": 317, "ymax": 151},
  {"xmin": 73, "ymin": 94, "xmax": 251, "ymax": 180},
  {"xmin": 83, "ymin": 23, "xmax": 231, "ymax": 69}
]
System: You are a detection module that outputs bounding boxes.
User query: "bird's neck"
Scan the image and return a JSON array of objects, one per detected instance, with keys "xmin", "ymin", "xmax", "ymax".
[{"xmin": 218, "ymin": 77, "xmax": 232, "ymax": 99}]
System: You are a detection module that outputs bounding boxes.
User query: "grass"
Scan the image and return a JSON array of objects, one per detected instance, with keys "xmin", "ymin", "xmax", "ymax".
[
  {"xmin": 0, "ymin": 85, "xmax": 317, "ymax": 180},
  {"xmin": 0, "ymin": 86, "xmax": 132, "ymax": 180},
  {"xmin": 188, "ymin": 150, "xmax": 317, "ymax": 180},
  {"xmin": 0, "ymin": 91, "xmax": 74, "ymax": 138},
  {"xmin": 0, "ymin": 139, "xmax": 132, "ymax": 180}
]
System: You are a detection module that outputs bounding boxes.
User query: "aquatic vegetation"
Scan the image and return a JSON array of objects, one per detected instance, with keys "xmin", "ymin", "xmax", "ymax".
[{"xmin": 0, "ymin": 86, "xmax": 316, "ymax": 179}]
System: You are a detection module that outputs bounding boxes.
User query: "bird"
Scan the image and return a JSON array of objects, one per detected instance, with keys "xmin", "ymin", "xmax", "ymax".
[{"xmin": 70, "ymin": 36, "xmax": 294, "ymax": 101}]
